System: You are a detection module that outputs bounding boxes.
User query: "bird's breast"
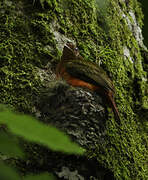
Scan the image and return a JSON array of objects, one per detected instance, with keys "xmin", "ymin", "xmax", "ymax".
[{"xmin": 58, "ymin": 68, "xmax": 100, "ymax": 91}]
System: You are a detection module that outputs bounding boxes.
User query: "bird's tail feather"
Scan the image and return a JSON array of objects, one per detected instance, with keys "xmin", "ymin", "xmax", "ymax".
[{"xmin": 107, "ymin": 92, "xmax": 121, "ymax": 124}]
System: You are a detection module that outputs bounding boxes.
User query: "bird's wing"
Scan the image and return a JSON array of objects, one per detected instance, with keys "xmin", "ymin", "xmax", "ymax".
[{"xmin": 64, "ymin": 60, "xmax": 115, "ymax": 92}]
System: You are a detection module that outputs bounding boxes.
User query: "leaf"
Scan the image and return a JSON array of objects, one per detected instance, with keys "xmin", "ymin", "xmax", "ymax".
[
  {"xmin": 23, "ymin": 173, "xmax": 56, "ymax": 180},
  {"xmin": 0, "ymin": 163, "xmax": 55, "ymax": 180},
  {"xmin": 0, "ymin": 132, "xmax": 24, "ymax": 158},
  {"xmin": 0, "ymin": 108, "xmax": 84, "ymax": 155},
  {"xmin": 0, "ymin": 162, "xmax": 20, "ymax": 180}
]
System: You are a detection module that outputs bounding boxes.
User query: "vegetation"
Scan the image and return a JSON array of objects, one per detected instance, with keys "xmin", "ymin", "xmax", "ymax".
[
  {"xmin": 0, "ymin": 105, "xmax": 83, "ymax": 179},
  {"xmin": 0, "ymin": 0, "xmax": 147, "ymax": 179}
]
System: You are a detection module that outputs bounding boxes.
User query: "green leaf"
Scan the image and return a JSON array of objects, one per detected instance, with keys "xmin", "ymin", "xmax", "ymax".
[
  {"xmin": 0, "ymin": 108, "xmax": 84, "ymax": 155},
  {"xmin": 0, "ymin": 162, "xmax": 20, "ymax": 180},
  {"xmin": 23, "ymin": 173, "xmax": 56, "ymax": 180},
  {"xmin": 0, "ymin": 163, "xmax": 56, "ymax": 180},
  {"xmin": 0, "ymin": 132, "xmax": 24, "ymax": 158}
]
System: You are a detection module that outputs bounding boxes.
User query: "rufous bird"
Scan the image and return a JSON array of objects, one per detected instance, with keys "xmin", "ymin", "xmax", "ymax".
[{"xmin": 56, "ymin": 42, "xmax": 120, "ymax": 123}]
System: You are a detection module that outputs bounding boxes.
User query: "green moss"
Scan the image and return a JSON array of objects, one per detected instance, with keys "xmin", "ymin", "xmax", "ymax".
[
  {"xmin": 0, "ymin": 0, "xmax": 58, "ymax": 111},
  {"xmin": 0, "ymin": 0, "xmax": 147, "ymax": 179}
]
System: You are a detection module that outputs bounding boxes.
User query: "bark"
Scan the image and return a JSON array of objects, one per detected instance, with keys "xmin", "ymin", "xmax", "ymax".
[{"xmin": 0, "ymin": 0, "xmax": 147, "ymax": 179}]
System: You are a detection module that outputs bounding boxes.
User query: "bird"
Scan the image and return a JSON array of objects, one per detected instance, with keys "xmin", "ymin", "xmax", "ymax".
[{"xmin": 56, "ymin": 42, "xmax": 120, "ymax": 123}]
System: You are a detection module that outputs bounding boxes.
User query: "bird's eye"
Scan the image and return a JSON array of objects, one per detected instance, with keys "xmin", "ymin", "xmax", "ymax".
[{"xmin": 75, "ymin": 47, "xmax": 78, "ymax": 51}]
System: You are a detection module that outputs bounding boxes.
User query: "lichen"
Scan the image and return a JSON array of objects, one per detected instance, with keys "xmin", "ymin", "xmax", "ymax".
[{"xmin": 0, "ymin": 0, "xmax": 147, "ymax": 179}]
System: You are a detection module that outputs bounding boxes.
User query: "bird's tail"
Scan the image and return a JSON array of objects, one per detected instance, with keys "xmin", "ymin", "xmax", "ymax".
[{"xmin": 107, "ymin": 92, "xmax": 121, "ymax": 124}]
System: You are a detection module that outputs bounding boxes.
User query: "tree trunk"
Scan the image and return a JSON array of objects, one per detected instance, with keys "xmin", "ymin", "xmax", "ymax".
[{"xmin": 0, "ymin": 0, "xmax": 147, "ymax": 179}]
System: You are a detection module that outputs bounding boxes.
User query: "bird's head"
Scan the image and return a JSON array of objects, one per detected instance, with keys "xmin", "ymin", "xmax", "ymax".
[{"xmin": 61, "ymin": 42, "xmax": 80, "ymax": 61}]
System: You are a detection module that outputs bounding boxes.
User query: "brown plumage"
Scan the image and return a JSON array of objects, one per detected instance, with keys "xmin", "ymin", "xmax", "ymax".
[{"xmin": 56, "ymin": 42, "xmax": 120, "ymax": 122}]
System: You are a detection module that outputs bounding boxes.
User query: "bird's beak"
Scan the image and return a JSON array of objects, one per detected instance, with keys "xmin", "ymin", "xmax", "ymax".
[
  {"xmin": 64, "ymin": 43, "xmax": 73, "ymax": 53},
  {"xmin": 64, "ymin": 43, "xmax": 70, "ymax": 49}
]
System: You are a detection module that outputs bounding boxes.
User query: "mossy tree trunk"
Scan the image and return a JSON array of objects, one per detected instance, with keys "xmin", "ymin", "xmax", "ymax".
[{"xmin": 0, "ymin": 0, "xmax": 147, "ymax": 179}]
